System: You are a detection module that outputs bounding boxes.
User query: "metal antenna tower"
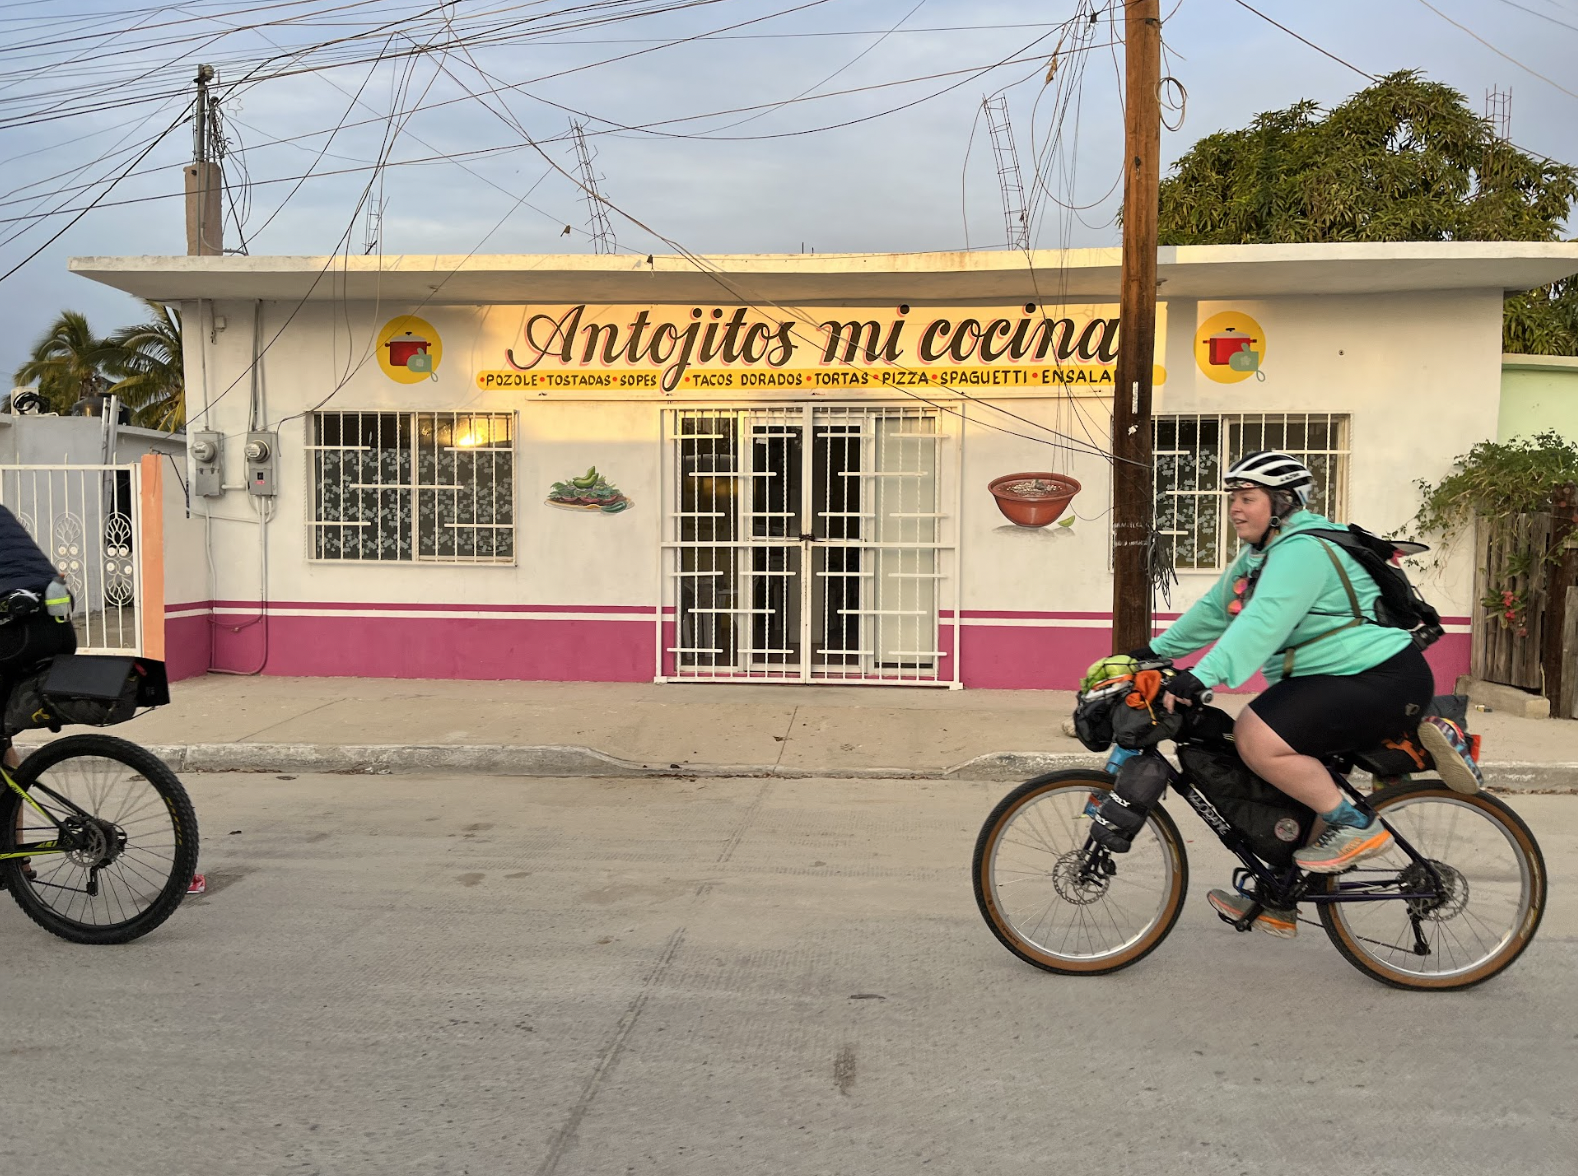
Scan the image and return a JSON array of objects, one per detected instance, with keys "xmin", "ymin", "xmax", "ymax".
[
  {"xmin": 982, "ymin": 95, "xmax": 1029, "ymax": 251},
  {"xmin": 569, "ymin": 120, "xmax": 617, "ymax": 255},
  {"xmin": 363, "ymin": 200, "xmax": 382, "ymax": 255},
  {"xmin": 1485, "ymin": 85, "xmax": 1512, "ymax": 142}
]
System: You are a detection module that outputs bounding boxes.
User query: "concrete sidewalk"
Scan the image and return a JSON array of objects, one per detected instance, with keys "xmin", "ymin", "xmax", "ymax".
[{"xmin": 36, "ymin": 673, "xmax": 1578, "ymax": 789}]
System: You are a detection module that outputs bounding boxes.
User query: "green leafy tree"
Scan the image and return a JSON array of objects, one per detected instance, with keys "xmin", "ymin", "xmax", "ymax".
[
  {"xmin": 1157, "ymin": 71, "xmax": 1578, "ymax": 354},
  {"xmin": 105, "ymin": 300, "xmax": 185, "ymax": 430},
  {"xmin": 11, "ymin": 310, "xmax": 115, "ymax": 414}
]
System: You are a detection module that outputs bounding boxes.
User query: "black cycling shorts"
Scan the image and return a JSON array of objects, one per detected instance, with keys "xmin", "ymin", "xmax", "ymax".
[{"xmin": 1246, "ymin": 643, "xmax": 1436, "ymax": 758}]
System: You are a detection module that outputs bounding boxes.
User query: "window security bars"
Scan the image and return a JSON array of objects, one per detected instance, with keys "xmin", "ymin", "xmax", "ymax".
[
  {"xmin": 1153, "ymin": 413, "xmax": 1349, "ymax": 570},
  {"xmin": 0, "ymin": 464, "xmax": 142, "ymax": 653},
  {"xmin": 308, "ymin": 411, "xmax": 515, "ymax": 563},
  {"xmin": 660, "ymin": 405, "xmax": 959, "ymax": 685}
]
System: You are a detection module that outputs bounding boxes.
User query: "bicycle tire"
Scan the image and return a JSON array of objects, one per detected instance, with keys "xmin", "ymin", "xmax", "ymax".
[
  {"xmin": 973, "ymin": 769, "xmax": 1189, "ymax": 976},
  {"xmin": 0, "ymin": 734, "xmax": 199, "ymax": 945},
  {"xmin": 1318, "ymin": 780, "xmax": 1545, "ymax": 991}
]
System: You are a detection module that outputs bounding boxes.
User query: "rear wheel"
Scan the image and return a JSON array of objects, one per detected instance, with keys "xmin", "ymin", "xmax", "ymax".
[
  {"xmin": 1318, "ymin": 781, "xmax": 1545, "ymax": 990},
  {"xmin": 0, "ymin": 734, "xmax": 199, "ymax": 945},
  {"xmin": 973, "ymin": 769, "xmax": 1188, "ymax": 975}
]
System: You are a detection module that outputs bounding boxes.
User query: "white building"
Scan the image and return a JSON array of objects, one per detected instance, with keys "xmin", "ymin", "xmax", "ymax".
[{"xmin": 72, "ymin": 241, "xmax": 1578, "ymax": 688}]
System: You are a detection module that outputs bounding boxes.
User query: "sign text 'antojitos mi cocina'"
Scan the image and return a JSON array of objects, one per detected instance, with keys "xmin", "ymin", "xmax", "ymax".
[{"xmin": 475, "ymin": 303, "xmax": 1167, "ymax": 393}]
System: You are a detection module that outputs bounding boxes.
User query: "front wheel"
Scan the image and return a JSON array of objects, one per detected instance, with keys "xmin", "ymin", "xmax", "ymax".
[
  {"xmin": 1319, "ymin": 782, "xmax": 1545, "ymax": 990},
  {"xmin": 973, "ymin": 769, "xmax": 1189, "ymax": 975},
  {"xmin": 0, "ymin": 734, "xmax": 199, "ymax": 945}
]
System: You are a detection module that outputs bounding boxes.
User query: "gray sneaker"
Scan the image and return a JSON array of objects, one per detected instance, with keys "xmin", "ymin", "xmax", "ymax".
[
  {"xmin": 1293, "ymin": 818, "xmax": 1393, "ymax": 873},
  {"xmin": 1207, "ymin": 888, "xmax": 1298, "ymax": 939}
]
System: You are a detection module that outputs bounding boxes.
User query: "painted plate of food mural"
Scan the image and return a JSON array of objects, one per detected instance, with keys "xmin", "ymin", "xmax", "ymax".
[{"xmin": 547, "ymin": 467, "xmax": 632, "ymax": 513}]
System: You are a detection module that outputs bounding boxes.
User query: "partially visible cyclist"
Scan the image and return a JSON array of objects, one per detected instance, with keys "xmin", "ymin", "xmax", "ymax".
[
  {"xmin": 0, "ymin": 502, "xmax": 74, "ymax": 885},
  {"xmin": 1121, "ymin": 451, "xmax": 1435, "ymax": 938}
]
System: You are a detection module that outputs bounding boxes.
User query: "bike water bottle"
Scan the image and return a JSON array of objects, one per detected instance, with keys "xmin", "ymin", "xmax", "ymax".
[{"xmin": 1105, "ymin": 746, "xmax": 1140, "ymax": 775}]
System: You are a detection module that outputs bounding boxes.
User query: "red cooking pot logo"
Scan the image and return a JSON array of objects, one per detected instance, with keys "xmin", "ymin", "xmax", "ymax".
[
  {"xmin": 386, "ymin": 332, "xmax": 429, "ymax": 367},
  {"xmin": 377, "ymin": 316, "xmax": 443, "ymax": 384},
  {"xmin": 1194, "ymin": 311, "xmax": 1266, "ymax": 384}
]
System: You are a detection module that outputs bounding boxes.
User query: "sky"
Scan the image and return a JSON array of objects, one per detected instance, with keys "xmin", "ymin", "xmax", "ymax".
[{"xmin": 4, "ymin": 0, "xmax": 1578, "ymax": 382}]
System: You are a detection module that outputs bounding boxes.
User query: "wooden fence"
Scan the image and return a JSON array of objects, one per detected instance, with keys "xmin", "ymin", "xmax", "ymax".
[{"xmin": 1472, "ymin": 486, "xmax": 1578, "ymax": 717}]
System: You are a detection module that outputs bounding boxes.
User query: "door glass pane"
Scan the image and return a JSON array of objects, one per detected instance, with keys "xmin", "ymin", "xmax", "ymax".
[
  {"xmin": 677, "ymin": 415, "xmax": 739, "ymax": 669},
  {"xmin": 873, "ymin": 413, "xmax": 937, "ymax": 670}
]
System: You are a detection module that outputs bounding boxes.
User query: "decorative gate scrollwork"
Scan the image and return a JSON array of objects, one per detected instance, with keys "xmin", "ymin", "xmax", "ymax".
[
  {"xmin": 103, "ymin": 513, "xmax": 136, "ymax": 607},
  {"xmin": 0, "ymin": 465, "xmax": 143, "ymax": 654}
]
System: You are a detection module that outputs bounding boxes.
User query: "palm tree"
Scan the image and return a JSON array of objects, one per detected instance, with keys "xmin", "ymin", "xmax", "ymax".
[
  {"xmin": 106, "ymin": 300, "xmax": 184, "ymax": 430},
  {"xmin": 12, "ymin": 310, "xmax": 115, "ymax": 414}
]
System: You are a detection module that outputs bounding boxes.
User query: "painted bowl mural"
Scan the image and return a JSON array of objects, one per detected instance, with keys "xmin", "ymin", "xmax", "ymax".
[{"xmin": 988, "ymin": 472, "xmax": 1081, "ymax": 528}]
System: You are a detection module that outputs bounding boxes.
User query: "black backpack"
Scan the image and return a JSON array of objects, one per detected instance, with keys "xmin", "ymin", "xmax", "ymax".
[{"xmin": 1296, "ymin": 524, "xmax": 1444, "ymax": 649}]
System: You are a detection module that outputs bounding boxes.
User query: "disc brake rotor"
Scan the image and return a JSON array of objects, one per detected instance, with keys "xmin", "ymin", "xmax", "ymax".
[
  {"xmin": 1052, "ymin": 850, "xmax": 1110, "ymax": 905},
  {"xmin": 60, "ymin": 817, "xmax": 124, "ymax": 870},
  {"xmin": 1399, "ymin": 859, "xmax": 1469, "ymax": 921}
]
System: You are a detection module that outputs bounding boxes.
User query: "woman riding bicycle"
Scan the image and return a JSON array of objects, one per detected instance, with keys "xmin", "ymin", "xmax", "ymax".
[{"xmin": 1129, "ymin": 450, "xmax": 1437, "ymax": 938}]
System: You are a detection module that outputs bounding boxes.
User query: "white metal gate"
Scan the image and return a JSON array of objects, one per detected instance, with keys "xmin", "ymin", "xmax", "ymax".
[
  {"xmin": 0, "ymin": 464, "xmax": 143, "ymax": 654},
  {"xmin": 659, "ymin": 405, "xmax": 959, "ymax": 685}
]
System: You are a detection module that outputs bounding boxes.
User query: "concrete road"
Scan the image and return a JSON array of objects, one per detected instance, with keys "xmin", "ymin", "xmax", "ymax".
[{"xmin": 4, "ymin": 774, "xmax": 1575, "ymax": 1176}]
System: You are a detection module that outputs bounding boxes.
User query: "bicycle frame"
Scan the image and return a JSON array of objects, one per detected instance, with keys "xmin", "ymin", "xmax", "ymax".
[
  {"xmin": 1136, "ymin": 746, "xmax": 1448, "ymax": 922},
  {"xmin": 0, "ymin": 759, "xmax": 81, "ymax": 863}
]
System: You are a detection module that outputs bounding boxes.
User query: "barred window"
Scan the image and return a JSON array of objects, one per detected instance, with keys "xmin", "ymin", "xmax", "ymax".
[
  {"xmin": 309, "ymin": 411, "xmax": 515, "ymax": 562},
  {"xmin": 1154, "ymin": 413, "xmax": 1348, "ymax": 570}
]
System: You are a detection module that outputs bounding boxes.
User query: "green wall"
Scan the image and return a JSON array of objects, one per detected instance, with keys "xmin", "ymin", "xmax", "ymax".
[{"xmin": 1501, "ymin": 355, "xmax": 1578, "ymax": 442}]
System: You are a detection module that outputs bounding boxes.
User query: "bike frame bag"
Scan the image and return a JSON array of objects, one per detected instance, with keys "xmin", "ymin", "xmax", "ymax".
[{"xmin": 1176, "ymin": 745, "xmax": 1315, "ymax": 868}]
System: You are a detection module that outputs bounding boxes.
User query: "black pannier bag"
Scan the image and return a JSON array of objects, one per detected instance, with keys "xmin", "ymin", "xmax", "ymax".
[
  {"xmin": 1110, "ymin": 693, "xmax": 1184, "ymax": 749},
  {"xmin": 1180, "ymin": 703, "xmax": 1237, "ymax": 752},
  {"xmin": 1072, "ymin": 689, "xmax": 1121, "ymax": 752},
  {"xmin": 5, "ymin": 654, "xmax": 170, "ymax": 735},
  {"xmin": 1090, "ymin": 754, "xmax": 1172, "ymax": 853},
  {"xmin": 1175, "ymin": 745, "xmax": 1315, "ymax": 868}
]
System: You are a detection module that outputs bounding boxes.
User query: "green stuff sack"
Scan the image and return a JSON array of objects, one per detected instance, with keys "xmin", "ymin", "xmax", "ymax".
[{"xmin": 1081, "ymin": 655, "xmax": 1137, "ymax": 692}]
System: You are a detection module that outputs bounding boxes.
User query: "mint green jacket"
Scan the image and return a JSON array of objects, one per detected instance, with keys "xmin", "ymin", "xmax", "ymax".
[{"xmin": 1150, "ymin": 510, "xmax": 1414, "ymax": 689}]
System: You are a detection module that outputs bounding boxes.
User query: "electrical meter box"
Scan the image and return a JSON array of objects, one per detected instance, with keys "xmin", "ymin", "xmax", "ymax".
[
  {"xmin": 244, "ymin": 431, "xmax": 278, "ymax": 497},
  {"xmin": 191, "ymin": 431, "xmax": 223, "ymax": 497}
]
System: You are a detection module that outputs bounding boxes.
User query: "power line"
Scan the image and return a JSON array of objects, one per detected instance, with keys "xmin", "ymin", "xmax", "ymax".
[
  {"xmin": 0, "ymin": 102, "xmax": 190, "ymax": 284},
  {"xmin": 1227, "ymin": 0, "xmax": 1374, "ymax": 81},
  {"xmin": 1415, "ymin": 0, "xmax": 1578, "ymax": 104}
]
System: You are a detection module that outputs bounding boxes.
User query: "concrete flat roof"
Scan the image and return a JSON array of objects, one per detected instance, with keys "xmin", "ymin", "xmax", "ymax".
[{"xmin": 69, "ymin": 241, "xmax": 1578, "ymax": 305}]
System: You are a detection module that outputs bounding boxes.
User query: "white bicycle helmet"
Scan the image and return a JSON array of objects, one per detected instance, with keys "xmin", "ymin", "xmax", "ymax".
[{"xmin": 1222, "ymin": 450, "xmax": 1314, "ymax": 508}]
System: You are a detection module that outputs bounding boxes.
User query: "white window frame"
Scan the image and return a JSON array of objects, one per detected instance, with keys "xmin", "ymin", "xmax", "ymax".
[
  {"xmin": 1153, "ymin": 412, "xmax": 1349, "ymax": 572},
  {"xmin": 305, "ymin": 409, "xmax": 518, "ymax": 565}
]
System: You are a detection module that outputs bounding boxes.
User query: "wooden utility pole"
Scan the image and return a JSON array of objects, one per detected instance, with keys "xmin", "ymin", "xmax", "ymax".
[
  {"xmin": 1110, "ymin": 0, "xmax": 1161, "ymax": 653},
  {"xmin": 184, "ymin": 64, "xmax": 223, "ymax": 256}
]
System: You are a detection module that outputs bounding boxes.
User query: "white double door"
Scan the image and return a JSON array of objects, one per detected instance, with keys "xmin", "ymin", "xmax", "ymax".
[{"xmin": 667, "ymin": 404, "xmax": 954, "ymax": 683}]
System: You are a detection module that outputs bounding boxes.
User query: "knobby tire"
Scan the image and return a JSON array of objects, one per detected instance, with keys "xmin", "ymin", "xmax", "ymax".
[
  {"xmin": 0, "ymin": 733, "xmax": 199, "ymax": 945},
  {"xmin": 974, "ymin": 770, "xmax": 1189, "ymax": 976}
]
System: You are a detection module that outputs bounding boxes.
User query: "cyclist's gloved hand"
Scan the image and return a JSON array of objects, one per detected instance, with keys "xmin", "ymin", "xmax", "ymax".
[
  {"xmin": 1161, "ymin": 668, "xmax": 1209, "ymax": 710},
  {"xmin": 1127, "ymin": 643, "xmax": 1157, "ymax": 661}
]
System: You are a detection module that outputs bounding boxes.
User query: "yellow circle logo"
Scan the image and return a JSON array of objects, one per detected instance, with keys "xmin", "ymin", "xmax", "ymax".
[
  {"xmin": 377, "ymin": 315, "xmax": 442, "ymax": 383},
  {"xmin": 1195, "ymin": 311, "xmax": 1265, "ymax": 383}
]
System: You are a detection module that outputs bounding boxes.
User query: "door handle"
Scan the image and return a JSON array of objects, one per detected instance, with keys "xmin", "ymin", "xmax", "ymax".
[{"xmin": 798, "ymin": 533, "xmax": 815, "ymax": 543}]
